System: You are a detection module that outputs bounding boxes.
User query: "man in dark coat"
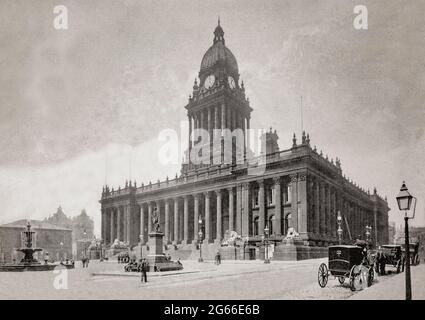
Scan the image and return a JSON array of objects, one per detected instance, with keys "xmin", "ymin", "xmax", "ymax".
[{"xmin": 140, "ymin": 259, "xmax": 148, "ymax": 283}]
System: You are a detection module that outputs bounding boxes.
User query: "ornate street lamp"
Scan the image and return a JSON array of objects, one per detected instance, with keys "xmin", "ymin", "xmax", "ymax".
[
  {"xmin": 337, "ymin": 211, "xmax": 343, "ymax": 245},
  {"xmin": 198, "ymin": 216, "xmax": 204, "ymax": 262},
  {"xmin": 396, "ymin": 181, "xmax": 417, "ymax": 301},
  {"xmin": 264, "ymin": 225, "xmax": 270, "ymax": 264}
]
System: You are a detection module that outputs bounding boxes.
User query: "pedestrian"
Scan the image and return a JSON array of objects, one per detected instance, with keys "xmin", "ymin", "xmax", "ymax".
[{"xmin": 140, "ymin": 259, "xmax": 148, "ymax": 283}]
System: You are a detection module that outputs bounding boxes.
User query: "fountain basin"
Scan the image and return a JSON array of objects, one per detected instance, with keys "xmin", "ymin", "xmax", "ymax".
[{"xmin": 0, "ymin": 262, "xmax": 74, "ymax": 272}]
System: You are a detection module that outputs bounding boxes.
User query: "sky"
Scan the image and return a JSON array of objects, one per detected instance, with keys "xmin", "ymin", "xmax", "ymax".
[{"xmin": 0, "ymin": 0, "xmax": 424, "ymax": 236}]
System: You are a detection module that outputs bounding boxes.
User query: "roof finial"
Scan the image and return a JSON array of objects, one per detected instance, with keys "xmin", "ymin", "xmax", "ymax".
[{"xmin": 213, "ymin": 18, "xmax": 225, "ymax": 44}]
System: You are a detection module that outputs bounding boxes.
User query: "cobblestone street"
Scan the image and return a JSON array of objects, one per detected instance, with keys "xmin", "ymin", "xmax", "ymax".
[{"xmin": 1, "ymin": 258, "xmax": 420, "ymax": 300}]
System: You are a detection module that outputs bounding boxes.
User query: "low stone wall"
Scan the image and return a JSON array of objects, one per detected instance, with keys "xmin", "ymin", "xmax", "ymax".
[{"xmin": 273, "ymin": 241, "xmax": 328, "ymax": 261}]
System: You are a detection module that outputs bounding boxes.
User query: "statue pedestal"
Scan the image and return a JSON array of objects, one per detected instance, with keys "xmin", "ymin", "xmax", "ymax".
[
  {"xmin": 273, "ymin": 238, "xmax": 309, "ymax": 261},
  {"xmin": 146, "ymin": 232, "xmax": 183, "ymax": 272},
  {"xmin": 148, "ymin": 232, "xmax": 164, "ymax": 255}
]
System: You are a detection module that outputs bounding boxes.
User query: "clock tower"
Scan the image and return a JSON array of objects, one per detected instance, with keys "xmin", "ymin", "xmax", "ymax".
[{"xmin": 183, "ymin": 20, "xmax": 253, "ymax": 172}]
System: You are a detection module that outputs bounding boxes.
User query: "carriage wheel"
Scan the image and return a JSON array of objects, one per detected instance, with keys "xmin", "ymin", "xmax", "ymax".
[
  {"xmin": 338, "ymin": 277, "xmax": 345, "ymax": 285},
  {"xmin": 368, "ymin": 267, "xmax": 374, "ymax": 287},
  {"xmin": 318, "ymin": 263, "xmax": 328, "ymax": 288},
  {"xmin": 349, "ymin": 265, "xmax": 364, "ymax": 292}
]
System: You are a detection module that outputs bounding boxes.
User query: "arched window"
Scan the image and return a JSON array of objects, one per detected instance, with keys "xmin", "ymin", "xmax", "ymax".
[{"xmin": 253, "ymin": 216, "xmax": 259, "ymax": 236}]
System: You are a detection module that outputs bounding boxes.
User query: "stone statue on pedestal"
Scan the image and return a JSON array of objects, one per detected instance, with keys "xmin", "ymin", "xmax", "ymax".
[{"xmin": 152, "ymin": 208, "xmax": 160, "ymax": 232}]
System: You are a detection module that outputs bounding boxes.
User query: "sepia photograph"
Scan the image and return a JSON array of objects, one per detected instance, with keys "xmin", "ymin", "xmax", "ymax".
[{"xmin": 0, "ymin": 0, "xmax": 424, "ymax": 308}]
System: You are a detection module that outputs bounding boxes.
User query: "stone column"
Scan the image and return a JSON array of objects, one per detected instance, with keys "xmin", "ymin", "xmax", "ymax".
[
  {"xmin": 298, "ymin": 173, "xmax": 307, "ymax": 235},
  {"xmin": 117, "ymin": 207, "xmax": 123, "ymax": 241},
  {"xmin": 205, "ymin": 191, "xmax": 211, "ymax": 242},
  {"xmin": 110, "ymin": 208, "xmax": 115, "ymax": 245},
  {"xmin": 290, "ymin": 174, "xmax": 299, "ymax": 232},
  {"xmin": 193, "ymin": 194, "xmax": 199, "ymax": 244},
  {"xmin": 164, "ymin": 199, "xmax": 170, "ymax": 244},
  {"xmin": 258, "ymin": 180, "xmax": 265, "ymax": 235},
  {"xmin": 127, "ymin": 205, "xmax": 132, "ymax": 244},
  {"xmin": 327, "ymin": 185, "xmax": 332, "ymax": 236},
  {"xmin": 148, "ymin": 202, "xmax": 153, "ymax": 233},
  {"xmin": 315, "ymin": 179, "xmax": 320, "ymax": 236},
  {"xmin": 140, "ymin": 204, "xmax": 146, "ymax": 244},
  {"xmin": 236, "ymin": 184, "xmax": 242, "ymax": 234},
  {"xmin": 183, "ymin": 195, "xmax": 189, "ymax": 244},
  {"xmin": 241, "ymin": 182, "xmax": 251, "ymax": 237},
  {"xmin": 215, "ymin": 190, "xmax": 222, "ymax": 243},
  {"xmin": 173, "ymin": 198, "xmax": 180, "ymax": 244},
  {"xmin": 228, "ymin": 187, "xmax": 234, "ymax": 232},
  {"xmin": 320, "ymin": 182, "xmax": 326, "ymax": 236}
]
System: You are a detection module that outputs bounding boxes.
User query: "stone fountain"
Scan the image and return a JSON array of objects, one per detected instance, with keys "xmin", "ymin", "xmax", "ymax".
[{"xmin": 0, "ymin": 221, "xmax": 74, "ymax": 272}]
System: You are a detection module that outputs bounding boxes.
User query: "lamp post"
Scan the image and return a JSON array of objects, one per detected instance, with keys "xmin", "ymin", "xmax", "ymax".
[
  {"xmin": 396, "ymin": 181, "xmax": 416, "ymax": 301},
  {"xmin": 365, "ymin": 225, "xmax": 372, "ymax": 246},
  {"xmin": 198, "ymin": 216, "xmax": 204, "ymax": 262},
  {"xmin": 264, "ymin": 225, "xmax": 270, "ymax": 264},
  {"xmin": 337, "ymin": 211, "xmax": 343, "ymax": 245}
]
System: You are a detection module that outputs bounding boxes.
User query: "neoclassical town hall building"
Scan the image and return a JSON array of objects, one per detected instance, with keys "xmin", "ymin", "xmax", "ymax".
[{"xmin": 100, "ymin": 22, "xmax": 389, "ymax": 260}]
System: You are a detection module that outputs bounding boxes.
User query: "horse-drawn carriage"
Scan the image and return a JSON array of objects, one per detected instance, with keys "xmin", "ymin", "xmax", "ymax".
[
  {"xmin": 375, "ymin": 244, "xmax": 404, "ymax": 275},
  {"xmin": 318, "ymin": 245, "xmax": 374, "ymax": 291},
  {"xmin": 401, "ymin": 242, "xmax": 420, "ymax": 266}
]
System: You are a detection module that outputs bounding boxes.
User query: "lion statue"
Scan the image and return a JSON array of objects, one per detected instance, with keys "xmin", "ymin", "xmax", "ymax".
[
  {"xmin": 221, "ymin": 230, "xmax": 242, "ymax": 246},
  {"xmin": 284, "ymin": 227, "xmax": 300, "ymax": 240}
]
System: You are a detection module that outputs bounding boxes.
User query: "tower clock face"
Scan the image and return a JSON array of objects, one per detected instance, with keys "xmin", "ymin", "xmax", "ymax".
[
  {"xmin": 204, "ymin": 75, "xmax": 215, "ymax": 89},
  {"xmin": 228, "ymin": 76, "xmax": 236, "ymax": 89}
]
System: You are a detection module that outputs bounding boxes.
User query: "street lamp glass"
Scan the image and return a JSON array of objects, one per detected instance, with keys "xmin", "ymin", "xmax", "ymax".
[{"xmin": 396, "ymin": 182, "xmax": 413, "ymax": 211}]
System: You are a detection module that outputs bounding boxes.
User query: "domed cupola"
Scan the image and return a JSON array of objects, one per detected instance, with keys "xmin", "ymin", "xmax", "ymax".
[{"xmin": 200, "ymin": 19, "xmax": 239, "ymax": 75}]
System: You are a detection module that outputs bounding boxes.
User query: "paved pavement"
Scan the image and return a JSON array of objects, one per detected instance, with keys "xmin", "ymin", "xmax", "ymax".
[{"xmin": 0, "ymin": 259, "xmax": 423, "ymax": 299}]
